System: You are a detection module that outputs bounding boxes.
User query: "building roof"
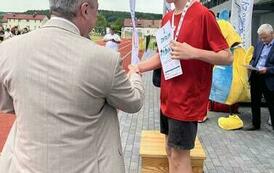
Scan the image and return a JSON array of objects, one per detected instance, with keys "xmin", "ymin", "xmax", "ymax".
[
  {"xmin": 124, "ymin": 18, "xmax": 161, "ymax": 28},
  {"xmin": 2, "ymin": 13, "xmax": 47, "ymax": 22}
]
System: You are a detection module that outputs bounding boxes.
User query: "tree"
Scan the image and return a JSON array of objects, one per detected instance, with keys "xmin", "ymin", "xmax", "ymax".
[
  {"xmin": 95, "ymin": 14, "xmax": 107, "ymax": 35},
  {"xmin": 109, "ymin": 18, "xmax": 123, "ymax": 34}
]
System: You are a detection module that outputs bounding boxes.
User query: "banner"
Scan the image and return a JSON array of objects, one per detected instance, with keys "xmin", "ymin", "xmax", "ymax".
[
  {"xmin": 129, "ymin": 0, "xmax": 140, "ymax": 64},
  {"xmin": 163, "ymin": 1, "xmax": 172, "ymax": 14},
  {"xmin": 230, "ymin": 0, "xmax": 254, "ymax": 49}
]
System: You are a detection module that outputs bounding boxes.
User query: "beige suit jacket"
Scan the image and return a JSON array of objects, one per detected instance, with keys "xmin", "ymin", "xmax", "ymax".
[{"xmin": 0, "ymin": 18, "xmax": 144, "ymax": 173}]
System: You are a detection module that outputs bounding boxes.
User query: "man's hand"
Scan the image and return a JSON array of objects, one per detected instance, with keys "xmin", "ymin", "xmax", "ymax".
[
  {"xmin": 258, "ymin": 67, "xmax": 267, "ymax": 74},
  {"xmin": 170, "ymin": 40, "xmax": 197, "ymax": 60},
  {"xmin": 127, "ymin": 64, "xmax": 141, "ymax": 77},
  {"xmin": 128, "ymin": 64, "xmax": 140, "ymax": 73}
]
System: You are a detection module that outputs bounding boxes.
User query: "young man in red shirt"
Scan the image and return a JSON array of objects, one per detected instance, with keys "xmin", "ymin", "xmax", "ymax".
[{"xmin": 129, "ymin": 0, "xmax": 232, "ymax": 172}]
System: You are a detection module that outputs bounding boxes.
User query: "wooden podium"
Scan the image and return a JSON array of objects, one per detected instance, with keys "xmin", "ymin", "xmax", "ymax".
[{"xmin": 140, "ymin": 131, "xmax": 206, "ymax": 173}]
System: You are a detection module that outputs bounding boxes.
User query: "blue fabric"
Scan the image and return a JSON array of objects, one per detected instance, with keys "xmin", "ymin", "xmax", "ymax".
[
  {"xmin": 256, "ymin": 39, "xmax": 274, "ymax": 68},
  {"xmin": 219, "ymin": 10, "xmax": 229, "ymax": 21},
  {"xmin": 209, "ymin": 65, "xmax": 233, "ymax": 103}
]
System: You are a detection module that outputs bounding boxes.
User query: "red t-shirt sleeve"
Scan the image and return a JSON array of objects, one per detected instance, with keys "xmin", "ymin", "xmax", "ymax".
[{"xmin": 204, "ymin": 11, "xmax": 229, "ymax": 52}]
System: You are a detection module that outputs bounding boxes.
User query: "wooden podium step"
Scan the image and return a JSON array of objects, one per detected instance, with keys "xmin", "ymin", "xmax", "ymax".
[{"xmin": 140, "ymin": 130, "xmax": 206, "ymax": 173}]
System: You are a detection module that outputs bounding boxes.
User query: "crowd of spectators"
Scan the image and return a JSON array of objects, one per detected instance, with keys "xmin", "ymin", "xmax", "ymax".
[{"xmin": 0, "ymin": 25, "xmax": 30, "ymax": 43}]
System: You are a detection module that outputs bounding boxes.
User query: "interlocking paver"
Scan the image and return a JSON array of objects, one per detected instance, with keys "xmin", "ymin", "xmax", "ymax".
[{"xmin": 119, "ymin": 55, "xmax": 274, "ymax": 173}]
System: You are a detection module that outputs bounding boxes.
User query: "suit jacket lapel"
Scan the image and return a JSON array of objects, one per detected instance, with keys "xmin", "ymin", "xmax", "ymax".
[{"xmin": 254, "ymin": 42, "xmax": 264, "ymax": 66}]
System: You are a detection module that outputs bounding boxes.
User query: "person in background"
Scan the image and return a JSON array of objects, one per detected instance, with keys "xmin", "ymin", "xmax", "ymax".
[
  {"xmin": 129, "ymin": 0, "xmax": 232, "ymax": 172},
  {"xmin": 0, "ymin": 25, "xmax": 4, "ymax": 42},
  {"xmin": 245, "ymin": 24, "xmax": 274, "ymax": 131},
  {"xmin": 4, "ymin": 28, "xmax": 13, "ymax": 40},
  {"xmin": 10, "ymin": 26, "xmax": 20, "ymax": 36},
  {"xmin": 103, "ymin": 27, "xmax": 121, "ymax": 51},
  {"xmin": 0, "ymin": 0, "xmax": 144, "ymax": 172},
  {"xmin": 21, "ymin": 27, "xmax": 30, "ymax": 34}
]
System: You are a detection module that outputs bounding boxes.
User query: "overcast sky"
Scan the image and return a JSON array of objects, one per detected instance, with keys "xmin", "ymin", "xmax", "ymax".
[{"xmin": 0, "ymin": 0, "xmax": 164, "ymax": 14}]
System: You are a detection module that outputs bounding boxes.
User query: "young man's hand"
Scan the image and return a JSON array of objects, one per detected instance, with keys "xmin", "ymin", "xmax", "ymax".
[{"xmin": 170, "ymin": 40, "xmax": 197, "ymax": 60}]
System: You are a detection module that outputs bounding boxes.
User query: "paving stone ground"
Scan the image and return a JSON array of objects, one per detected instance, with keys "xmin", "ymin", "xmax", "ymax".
[{"xmin": 119, "ymin": 52, "xmax": 274, "ymax": 173}]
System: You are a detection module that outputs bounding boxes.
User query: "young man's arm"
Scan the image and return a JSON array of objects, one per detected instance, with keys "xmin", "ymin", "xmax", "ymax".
[
  {"xmin": 129, "ymin": 53, "xmax": 162, "ymax": 73},
  {"xmin": 170, "ymin": 41, "xmax": 233, "ymax": 65}
]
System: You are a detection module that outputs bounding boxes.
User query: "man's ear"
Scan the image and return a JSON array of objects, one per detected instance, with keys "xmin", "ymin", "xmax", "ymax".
[{"xmin": 79, "ymin": 2, "xmax": 90, "ymax": 18}]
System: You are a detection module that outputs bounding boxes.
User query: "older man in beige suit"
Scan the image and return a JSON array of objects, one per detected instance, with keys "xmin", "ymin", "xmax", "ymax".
[{"xmin": 0, "ymin": 0, "xmax": 144, "ymax": 173}]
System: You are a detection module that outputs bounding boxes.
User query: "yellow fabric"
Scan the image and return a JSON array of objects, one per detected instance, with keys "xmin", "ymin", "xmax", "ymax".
[
  {"xmin": 245, "ymin": 46, "xmax": 254, "ymax": 65},
  {"xmin": 217, "ymin": 20, "xmax": 241, "ymax": 48},
  {"xmin": 225, "ymin": 47, "xmax": 253, "ymax": 104},
  {"xmin": 236, "ymin": 46, "xmax": 254, "ymax": 102},
  {"xmin": 139, "ymin": 37, "xmax": 145, "ymax": 51},
  {"xmin": 217, "ymin": 19, "xmax": 254, "ymax": 105},
  {"xmin": 218, "ymin": 114, "xmax": 244, "ymax": 130}
]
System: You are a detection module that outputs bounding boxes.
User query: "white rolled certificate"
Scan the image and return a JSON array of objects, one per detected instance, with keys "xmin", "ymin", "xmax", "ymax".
[{"xmin": 243, "ymin": 64, "xmax": 259, "ymax": 71}]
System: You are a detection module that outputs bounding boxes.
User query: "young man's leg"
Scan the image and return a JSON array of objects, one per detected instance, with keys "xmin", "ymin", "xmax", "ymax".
[
  {"xmin": 169, "ymin": 148, "xmax": 192, "ymax": 173},
  {"xmin": 160, "ymin": 111, "xmax": 197, "ymax": 173},
  {"xmin": 165, "ymin": 135, "xmax": 172, "ymax": 168},
  {"xmin": 165, "ymin": 136, "xmax": 191, "ymax": 173}
]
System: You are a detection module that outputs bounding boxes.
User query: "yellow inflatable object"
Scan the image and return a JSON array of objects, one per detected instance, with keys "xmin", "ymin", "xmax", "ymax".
[
  {"xmin": 218, "ymin": 114, "xmax": 244, "ymax": 130},
  {"xmin": 217, "ymin": 20, "xmax": 241, "ymax": 48},
  {"xmin": 217, "ymin": 20, "xmax": 254, "ymax": 105},
  {"xmin": 225, "ymin": 46, "xmax": 254, "ymax": 104}
]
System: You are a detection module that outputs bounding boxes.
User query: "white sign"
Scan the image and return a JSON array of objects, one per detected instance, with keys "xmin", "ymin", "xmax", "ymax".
[
  {"xmin": 130, "ymin": 0, "xmax": 140, "ymax": 64},
  {"xmin": 230, "ymin": 0, "xmax": 254, "ymax": 49},
  {"xmin": 156, "ymin": 22, "xmax": 183, "ymax": 80}
]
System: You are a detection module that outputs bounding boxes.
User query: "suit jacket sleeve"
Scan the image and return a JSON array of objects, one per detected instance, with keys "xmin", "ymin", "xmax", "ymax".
[
  {"xmin": 106, "ymin": 57, "xmax": 144, "ymax": 113},
  {"xmin": 250, "ymin": 43, "xmax": 258, "ymax": 66},
  {"xmin": 266, "ymin": 48, "xmax": 274, "ymax": 75},
  {"xmin": 266, "ymin": 62, "xmax": 274, "ymax": 75}
]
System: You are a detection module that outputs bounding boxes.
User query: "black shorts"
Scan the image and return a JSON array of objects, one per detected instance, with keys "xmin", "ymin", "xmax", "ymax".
[{"xmin": 160, "ymin": 111, "xmax": 198, "ymax": 150}]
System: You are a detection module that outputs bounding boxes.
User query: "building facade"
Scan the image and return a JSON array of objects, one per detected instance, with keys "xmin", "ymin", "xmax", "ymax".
[
  {"xmin": 201, "ymin": 0, "xmax": 274, "ymax": 45},
  {"xmin": 2, "ymin": 13, "xmax": 48, "ymax": 31},
  {"xmin": 121, "ymin": 19, "xmax": 161, "ymax": 38}
]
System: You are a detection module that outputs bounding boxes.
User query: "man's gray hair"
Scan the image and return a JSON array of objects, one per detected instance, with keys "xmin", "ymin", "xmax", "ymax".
[
  {"xmin": 257, "ymin": 24, "xmax": 273, "ymax": 35},
  {"xmin": 49, "ymin": 0, "xmax": 95, "ymax": 20}
]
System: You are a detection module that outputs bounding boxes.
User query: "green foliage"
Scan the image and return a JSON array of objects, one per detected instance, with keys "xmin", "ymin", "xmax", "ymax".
[
  {"xmin": 25, "ymin": 10, "xmax": 50, "ymax": 18},
  {"xmin": 95, "ymin": 14, "xmax": 107, "ymax": 35},
  {"xmin": 96, "ymin": 14, "xmax": 107, "ymax": 27},
  {"xmin": 0, "ymin": 12, "xmax": 5, "ymax": 24},
  {"xmin": 109, "ymin": 18, "xmax": 123, "ymax": 34},
  {"xmin": 99, "ymin": 10, "xmax": 161, "ymax": 23}
]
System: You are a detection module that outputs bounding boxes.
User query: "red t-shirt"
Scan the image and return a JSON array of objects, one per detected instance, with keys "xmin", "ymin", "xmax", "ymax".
[{"xmin": 160, "ymin": 2, "xmax": 228, "ymax": 121}]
